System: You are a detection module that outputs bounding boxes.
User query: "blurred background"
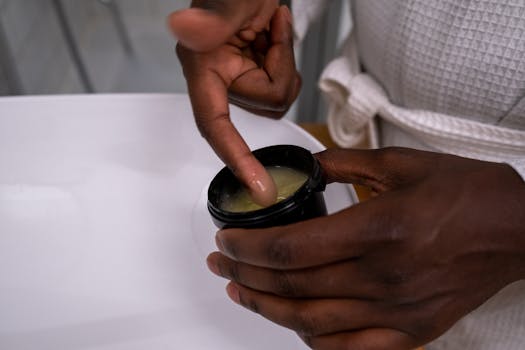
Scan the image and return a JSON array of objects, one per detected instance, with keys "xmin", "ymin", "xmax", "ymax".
[{"xmin": 0, "ymin": 0, "xmax": 350, "ymax": 122}]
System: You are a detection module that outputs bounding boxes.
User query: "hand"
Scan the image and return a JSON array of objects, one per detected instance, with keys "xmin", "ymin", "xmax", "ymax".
[
  {"xmin": 169, "ymin": 1, "xmax": 301, "ymax": 206},
  {"xmin": 206, "ymin": 147, "xmax": 525, "ymax": 349},
  {"xmin": 169, "ymin": 0, "xmax": 280, "ymax": 52}
]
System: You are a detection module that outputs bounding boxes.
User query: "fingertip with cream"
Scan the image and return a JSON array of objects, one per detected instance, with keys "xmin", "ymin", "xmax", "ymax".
[{"xmin": 248, "ymin": 175, "xmax": 278, "ymax": 207}]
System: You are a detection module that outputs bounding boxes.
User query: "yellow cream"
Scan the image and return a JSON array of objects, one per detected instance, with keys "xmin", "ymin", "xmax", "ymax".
[{"xmin": 221, "ymin": 166, "xmax": 308, "ymax": 213}]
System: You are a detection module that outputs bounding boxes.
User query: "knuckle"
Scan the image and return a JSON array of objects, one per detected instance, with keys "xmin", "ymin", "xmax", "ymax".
[
  {"xmin": 373, "ymin": 147, "xmax": 432, "ymax": 188},
  {"xmin": 268, "ymin": 88, "xmax": 290, "ymax": 112},
  {"xmin": 195, "ymin": 112, "xmax": 228, "ymax": 139},
  {"xmin": 267, "ymin": 236, "xmax": 293, "ymax": 267},
  {"xmin": 378, "ymin": 272, "xmax": 419, "ymax": 305},
  {"xmin": 245, "ymin": 297, "xmax": 259, "ymax": 314},
  {"xmin": 195, "ymin": 119, "xmax": 212, "ymax": 139},
  {"xmin": 226, "ymin": 262, "xmax": 241, "ymax": 281},
  {"xmin": 373, "ymin": 147, "xmax": 407, "ymax": 185},
  {"xmin": 274, "ymin": 271, "xmax": 300, "ymax": 297},
  {"xmin": 294, "ymin": 306, "xmax": 320, "ymax": 336},
  {"xmin": 374, "ymin": 147, "xmax": 404, "ymax": 168},
  {"xmin": 236, "ymin": 288, "xmax": 259, "ymax": 313}
]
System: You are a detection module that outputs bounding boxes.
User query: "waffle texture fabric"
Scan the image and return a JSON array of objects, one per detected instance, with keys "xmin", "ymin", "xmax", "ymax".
[
  {"xmin": 293, "ymin": 0, "xmax": 525, "ymax": 179},
  {"xmin": 293, "ymin": 0, "xmax": 525, "ymax": 349}
]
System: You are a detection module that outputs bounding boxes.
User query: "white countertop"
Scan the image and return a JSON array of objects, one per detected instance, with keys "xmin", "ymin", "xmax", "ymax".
[{"xmin": 0, "ymin": 94, "xmax": 356, "ymax": 350}]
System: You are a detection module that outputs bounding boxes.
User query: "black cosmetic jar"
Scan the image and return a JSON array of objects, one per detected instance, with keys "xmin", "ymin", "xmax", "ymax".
[{"xmin": 207, "ymin": 145, "xmax": 327, "ymax": 229}]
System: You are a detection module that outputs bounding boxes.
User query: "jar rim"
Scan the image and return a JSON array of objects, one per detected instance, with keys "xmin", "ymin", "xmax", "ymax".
[{"xmin": 207, "ymin": 145, "xmax": 326, "ymax": 227}]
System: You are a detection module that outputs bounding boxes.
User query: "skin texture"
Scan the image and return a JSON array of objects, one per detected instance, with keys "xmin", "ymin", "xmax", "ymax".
[
  {"xmin": 207, "ymin": 148, "xmax": 525, "ymax": 349},
  {"xmin": 170, "ymin": 3, "xmax": 525, "ymax": 349},
  {"xmin": 170, "ymin": 1, "xmax": 301, "ymax": 206}
]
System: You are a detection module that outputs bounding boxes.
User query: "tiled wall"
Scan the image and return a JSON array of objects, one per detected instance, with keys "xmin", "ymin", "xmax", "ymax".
[{"xmin": 0, "ymin": 0, "xmax": 189, "ymax": 95}]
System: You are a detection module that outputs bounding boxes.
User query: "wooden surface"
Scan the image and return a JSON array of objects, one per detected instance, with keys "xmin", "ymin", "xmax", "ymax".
[{"xmin": 299, "ymin": 123, "xmax": 424, "ymax": 350}]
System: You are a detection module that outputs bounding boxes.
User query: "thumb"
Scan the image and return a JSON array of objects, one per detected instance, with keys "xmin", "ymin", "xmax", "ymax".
[
  {"xmin": 168, "ymin": 7, "xmax": 244, "ymax": 52},
  {"xmin": 315, "ymin": 148, "xmax": 440, "ymax": 192}
]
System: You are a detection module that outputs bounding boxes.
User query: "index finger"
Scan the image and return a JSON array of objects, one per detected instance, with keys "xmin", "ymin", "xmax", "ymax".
[
  {"xmin": 215, "ymin": 197, "xmax": 385, "ymax": 269},
  {"xmin": 186, "ymin": 59, "xmax": 277, "ymax": 206}
]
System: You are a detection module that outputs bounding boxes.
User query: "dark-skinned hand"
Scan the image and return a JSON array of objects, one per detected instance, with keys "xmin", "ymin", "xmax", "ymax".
[
  {"xmin": 169, "ymin": 1, "xmax": 301, "ymax": 206},
  {"xmin": 206, "ymin": 147, "xmax": 525, "ymax": 350}
]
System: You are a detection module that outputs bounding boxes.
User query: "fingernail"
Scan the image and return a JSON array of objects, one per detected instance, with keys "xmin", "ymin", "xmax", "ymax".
[
  {"xmin": 250, "ymin": 178, "xmax": 267, "ymax": 193},
  {"xmin": 226, "ymin": 283, "xmax": 241, "ymax": 304},
  {"xmin": 248, "ymin": 179, "xmax": 277, "ymax": 207},
  {"xmin": 206, "ymin": 255, "xmax": 221, "ymax": 276}
]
